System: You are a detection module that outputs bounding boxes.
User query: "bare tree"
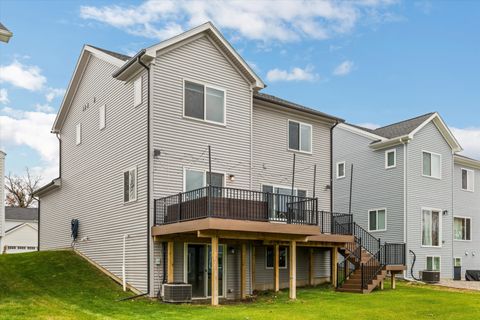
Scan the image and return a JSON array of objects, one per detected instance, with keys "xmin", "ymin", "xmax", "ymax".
[{"xmin": 5, "ymin": 168, "xmax": 42, "ymax": 208}]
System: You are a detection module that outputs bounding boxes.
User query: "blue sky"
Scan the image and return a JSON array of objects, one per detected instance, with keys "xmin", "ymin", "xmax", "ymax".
[{"xmin": 1, "ymin": 0, "xmax": 479, "ymax": 182}]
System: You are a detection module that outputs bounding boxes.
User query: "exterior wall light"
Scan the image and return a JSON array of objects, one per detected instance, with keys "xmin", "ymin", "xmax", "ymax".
[{"xmin": 228, "ymin": 174, "xmax": 235, "ymax": 181}]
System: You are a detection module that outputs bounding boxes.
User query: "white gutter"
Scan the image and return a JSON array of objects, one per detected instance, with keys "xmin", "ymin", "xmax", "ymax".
[
  {"xmin": 370, "ymin": 135, "xmax": 411, "ymax": 150},
  {"xmin": 122, "ymin": 234, "xmax": 130, "ymax": 291}
]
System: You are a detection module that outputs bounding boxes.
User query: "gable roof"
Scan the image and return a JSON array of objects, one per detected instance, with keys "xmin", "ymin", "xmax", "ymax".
[
  {"xmin": 341, "ymin": 112, "xmax": 462, "ymax": 152},
  {"xmin": 114, "ymin": 22, "xmax": 265, "ymax": 89},
  {"xmin": 87, "ymin": 45, "xmax": 131, "ymax": 61},
  {"xmin": 253, "ymin": 92, "xmax": 344, "ymax": 123},
  {"xmin": 5, "ymin": 207, "xmax": 38, "ymax": 221},
  {"xmin": 5, "ymin": 222, "xmax": 38, "ymax": 234}
]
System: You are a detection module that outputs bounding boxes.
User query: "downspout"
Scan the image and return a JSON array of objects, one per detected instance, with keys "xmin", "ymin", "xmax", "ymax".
[
  {"xmin": 32, "ymin": 195, "xmax": 40, "ymax": 251},
  {"xmin": 330, "ymin": 121, "xmax": 340, "ymax": 212},
  {"xmin": 137, "ymin": 53, "xmax": 151, "ymax": 296},
  {"xmin": 451, "ymin": 151, "xmax": 454, "ymax": 278},
  {"xmin": 402, "ymin": 140, "xmax": 408, "ymax": 278},
  {"xmin": 122, "ymin": 234, "xmax": 130, "ymax": 291}
]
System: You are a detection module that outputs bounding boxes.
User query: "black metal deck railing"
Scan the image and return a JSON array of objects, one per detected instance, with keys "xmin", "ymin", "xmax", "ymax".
[{"xmin": 153, "ymin": 187, "xmax": 355, "ymax": 235}]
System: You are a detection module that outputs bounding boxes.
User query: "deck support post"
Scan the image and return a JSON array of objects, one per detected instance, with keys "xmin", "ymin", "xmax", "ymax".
[
  {"xmin": 309, "ymin": 248, "xmax": 314, "ymax": 286},
  {"xmin": 241, "ymin": 242, "xmax": 247, "ymax": 299},
  {"xmin": 331, "ymin": 247, "xmax": 338, "ymax": 288},
  {"xmin": 289, "ymin": 240, "xmax": 297, "ymax": 299},
  {"xmin": 391, "ymin": 273, "xmax": 396, "ymax": 289},
  {"xmin": 211, "ymin": 236, "xmax": 219, "ymax": 306},
  {"xmin": 274, "ymin": 243, "xmax": 280, "ymax": 292},
  {"xmin": 167, "ymin": 241, "xmax": 174, "ymax": 283},
  {"xmin": 380, "ymin": 280, "xmax": 384, "ymax": 290},
  {"xmin": 251, "ymin": 245, "xmax": 256, "ymax": 292}
]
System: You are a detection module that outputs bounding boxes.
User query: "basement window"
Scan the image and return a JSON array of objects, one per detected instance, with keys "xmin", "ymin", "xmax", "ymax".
[{"xmin": 266, "ymin": 246, "xmax": 287, "ymax": 269}]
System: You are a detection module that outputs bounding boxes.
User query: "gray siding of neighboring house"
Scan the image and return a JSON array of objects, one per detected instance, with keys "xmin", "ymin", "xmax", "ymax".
[
  {"xmin": 0, "ymin": 152, "xmax": 5, "ymax": 243},
  {"xmin": 39, "ymin": 55, "xmax": 149, "ymax": 292},
  {"xmin": 252, "ymin": 104, "xmax": 332, "ymax": 210},
  {"xmin": 253, "ymin": 246, "xmax": 330, "ymax": 290},
  {"xmin": 406, "ymin": 122, "xmax": 454, "ymax": 279},
  {"xmin": 453, "ymin": 163, "xmax": 480, "ymax": 276},
  {"xmin": 333, "ymin": 127, "xmax": 405, "ymax": 244},
  {"xmin": 150, "ymin": 35, "xmax": 253, "ymax": 296}
]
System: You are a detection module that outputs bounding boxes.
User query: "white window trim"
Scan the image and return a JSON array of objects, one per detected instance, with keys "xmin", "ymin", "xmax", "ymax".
[
  {"xmin": 385, "ymin": 149, "xmax": 397, "ymax": 169},
  {"xmin": 336, "ymin": 161, "xmax": 346, "ymax": 179},
  {"xmin": 368, "ymin": 208, "xmax": 387, "ymax": 232},
  {"xmin": 99, "ymin": 104, "xmax": 106, "ymax": 130},
  {"xmin": 265, "ymin": 246, "xmax": 288, "ymax": 269},
  {"xmin": 287, "ymin": 119, "xmax": 313, "ymax": 154},
  {"xmin": 426, "ymin": 255, "xmax": 441, "ymax": 271},
  {"xmin": 182, "ymin": 78, "xmax": 227, "ymax": 126},
  {"xmin": 421, "ymin": 150, "xmax": 442, "ymax": 180},
  {"xmin": 421, "ymin": 207, "xmax": 443, "ymax": 248},
  {"xmin": 134, "ymin": 76, "xmax": 142, "ymax": 107},
  {"xmin": 76, "ymin": 123, "xmax": 82, "ymax": 145},
  {"xmin": 123, "ymin": 166, "xmax": 137, "ymax": 203},
  {"xmin": 453, "ymin": 257, "xmax": 462, "ymax": 267},
  {"xmin": 461, "ymin": 168, "xmax": 475, "ymax": 192},
  {"xmin": 182, "ymin": 167, "xmax": 226, "ymax": 192},
  {"xmin": 260, "ymin": 183, "xmax": 308, "ymax": 197},
  {"xmin": 453, "ymin": 215, "xmax": 472, "ymax": 242}
]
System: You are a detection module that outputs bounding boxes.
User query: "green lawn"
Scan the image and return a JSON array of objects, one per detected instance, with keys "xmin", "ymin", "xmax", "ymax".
[{"xmin": 1, "ymin": 251, "xmax": 479, "ymax": 319}]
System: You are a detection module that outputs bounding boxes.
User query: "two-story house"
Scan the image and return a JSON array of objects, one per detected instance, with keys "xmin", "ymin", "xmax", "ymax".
[
  {"xmin": 333, "ymin": 112, "xmax": 479, "ymax": 280},
  {"xmin": 35, "ymin": 22, "xmax": 404, "ymax": 304}
]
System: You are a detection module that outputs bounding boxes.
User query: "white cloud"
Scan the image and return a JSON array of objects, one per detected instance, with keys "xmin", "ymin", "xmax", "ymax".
[
  {"xmin": 266, "ymin": 66, "xmax": 319, "ymax": 82},
  {"xmin": 451, "ymin": 127, "xmax": 480, "ymax": 159},
  {"xmin": 356, "ymin": 122, "xmax": 381, "ymax": 130},
  {"xmin": 0, "ymin": 107, "xmax": 58, "ymax": 182},
  {"xmin": 45, "ymin": 87, "xmax": 65, "ymax": 102},
  {"xmin": 80, "ymin": 0, "xmax": 398, "ymax": 42},
  {"xmin": 0, "ymin": 60, "xmax": 47, "ymax": 91},
  {"xmin": 34, "ymin": 104, "xmax": 55, "ymax": 113},
  {"xmin": 333, "ymin": 60, "xmax": 354, "ymax": 76},
  {"xmin": 0, "ymin": 88, "xmax": 8, "ymax": 104}
]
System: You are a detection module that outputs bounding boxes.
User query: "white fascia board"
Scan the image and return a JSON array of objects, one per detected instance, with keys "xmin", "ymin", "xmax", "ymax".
[
  {"xmin": 337, "ymin": 123, "xmax": 386, "ymax": 141},
  {"xmin": 454, "ymin": 155, "xmax": 480, "ymax": 169},
  {"xmin": 370, "ymin": 135, "xmax": 412, "ymax": 150}
]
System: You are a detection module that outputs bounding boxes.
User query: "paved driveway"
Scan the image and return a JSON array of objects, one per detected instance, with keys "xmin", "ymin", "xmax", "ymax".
[{"xmin": 435, "ymin": 279, "xmax": 480, "ymax": 291}]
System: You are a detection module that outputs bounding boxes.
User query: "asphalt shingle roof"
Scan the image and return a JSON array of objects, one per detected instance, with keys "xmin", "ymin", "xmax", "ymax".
[
  {"xmin": 253, "ymin": 92, "xmax": 344, "ymax": 122},
  {"xmin": 88, "ymin": 45, "xmax": 131, "ymax": 61},
  {"xmin": 372, "ymin": 112, "xmax": 435, "ymax": 139},
  {"xmin": 5, "ymin": 207, "xmax": 38, "ymax": 221}
]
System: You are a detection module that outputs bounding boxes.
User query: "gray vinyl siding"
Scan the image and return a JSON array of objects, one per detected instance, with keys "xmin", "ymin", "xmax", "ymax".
[
  {"xmin": 453, "ymin": 163, "xmax": 480, "ymax": 276},
  {"xmin": 254, "ymin": 246, "xmax": 330, "ymax": 290},
  {"xmin": 0, "ymin": 152, "xmax": 5, "ymax": 241},
  {"xmin": 333, "ymin": 127, "xmax": 405, "ymax": 244},
  {"xmin": 406, "ymin": 122, "xmax": 454, "ymax": 279},
  {"xmin": 39, "ymin": 55, "xmax": 149, "ymax": 292},
  {"xmin": 252, "ymin": 104, "xmax": 332, "ymax": 210}
]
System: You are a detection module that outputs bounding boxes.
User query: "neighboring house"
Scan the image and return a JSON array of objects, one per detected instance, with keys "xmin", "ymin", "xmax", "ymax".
[
  {"xmin": 2, "ymin": 207, "xmax": 39, "ymax": 254},
  {"xmin": 0, "ymin": 151, "xmax": 5, "ymax": 252},
  {"xmin": 453, "ymin": 155, "xmax": 480, "ymax": 276},
  {"xmin": 333, "ymin": 112, "xmax": 479, "ymax": 280},
  {"xmin": 0, "ymin": 22, "xmax": 13, "ymax": 43},
  {"xmin": 35, "ymin": 22, "xmax": 405, "ymax": 304}
]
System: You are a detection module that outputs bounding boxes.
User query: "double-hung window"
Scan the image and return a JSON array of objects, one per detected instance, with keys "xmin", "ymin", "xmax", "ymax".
[
  {"xmin": 184, "ymin": 169, "xmax": 224, "ymax": 191},
  {"xmin": 368, "ymin": 209, "xmax": 387, "ymax": 232},
  {"xmin": 422, "ymin": 151, "xmax": 441, "ymax": 179},
  {"xmin": 288, "ymin": 120, "xmax": 312, "ymax": 153},
  {"xmin": 454, "ymin": 217, "xmax": 471, "ymax": 241},
  {"xmin": 461, "ymin": 168, "xmax": 475, "ymax": 192},
  {"xmin": 385, "ymin": 149, "xmax": 396, "ymax": 169},
  {"xmin": 426, "ymin": 256, "xmax": 440, "ymax": 271},
  {"xmin": 266, "ymin": 246, "xmax": 287, "ymax": 269},
  {"xmin": 337, "ymin": 162, "xmax": 346, "ymax": 179},
  {"xmin": 123, "ymin": 166, "xmax": 137, "ymax": 203},
  {"xmin": 184, "ymin": 80, "xmax": 225, "ymax": 125},
  {"xmin": 422, "ymin": 209, "xmax": 441, "ymax": 247}
]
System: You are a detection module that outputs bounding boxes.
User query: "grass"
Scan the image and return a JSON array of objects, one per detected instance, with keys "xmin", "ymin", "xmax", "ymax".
[{"xmin": 1, "ymin": 251, "xmax": 480, "ymax": 319}]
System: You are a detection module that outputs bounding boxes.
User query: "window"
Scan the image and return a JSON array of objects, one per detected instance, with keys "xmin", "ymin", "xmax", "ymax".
[
  {"xmin": 454, "ymin": 257, "xmax": 462, "ymax": 267},
  {"xmin": 422, "ymin": 151, "xmax": 441, "ymax": 179},
  {"xmin": 99, "ymin": 104, "xmax": 106, "ymax": 130},
  {"xmin": 422, "ymin": 209, "xmax": 441, "ymax": 247},
  {"xmin": 288, "ymin": 120, "xmax": 312, "ymax": 153},
  {"xmin": 461, "ymin": 168, "xmax": 474, "ymax": 192},
  {"xmin": 184, "ymin": 169, "xmax": 224, "ymax": 192},
  {"xmin": 368, "ymin": 209, "xmax": 387, "ymax": 232},
  {"xmin": 385, "ymin": 149, "xmax": 396, "ymax": 169},
  {"xmin": 261, "ymin": 185, "xmax": 307, "ymax": 197},
  {"xmin": 426, "ymin": 256, "xmax": 440, "ymax": 271},
  {"xmin": 266, "ymin": 246, "xmax": 287, "ymax": 269},
  {"xmin": 454, "ymin": 217, "xmax": 471, "ymax": 241},
  {"xmin": 184, "ymin": 80, "xmax": 225, "ymax": 124},
  {"xmin": 76, "ymin": 123, "xmax": 82, "ymax": 145},
  {"xmin": 134, "ymin": 77, "xmax": 142, "ymax": 107},
  {"xmin": 123, "ymin": 166, "xmax": 137, "ymax": 203},
  {"xmin": 336, "ymin": 162, "xmax": 346, "ymax": 179}
]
